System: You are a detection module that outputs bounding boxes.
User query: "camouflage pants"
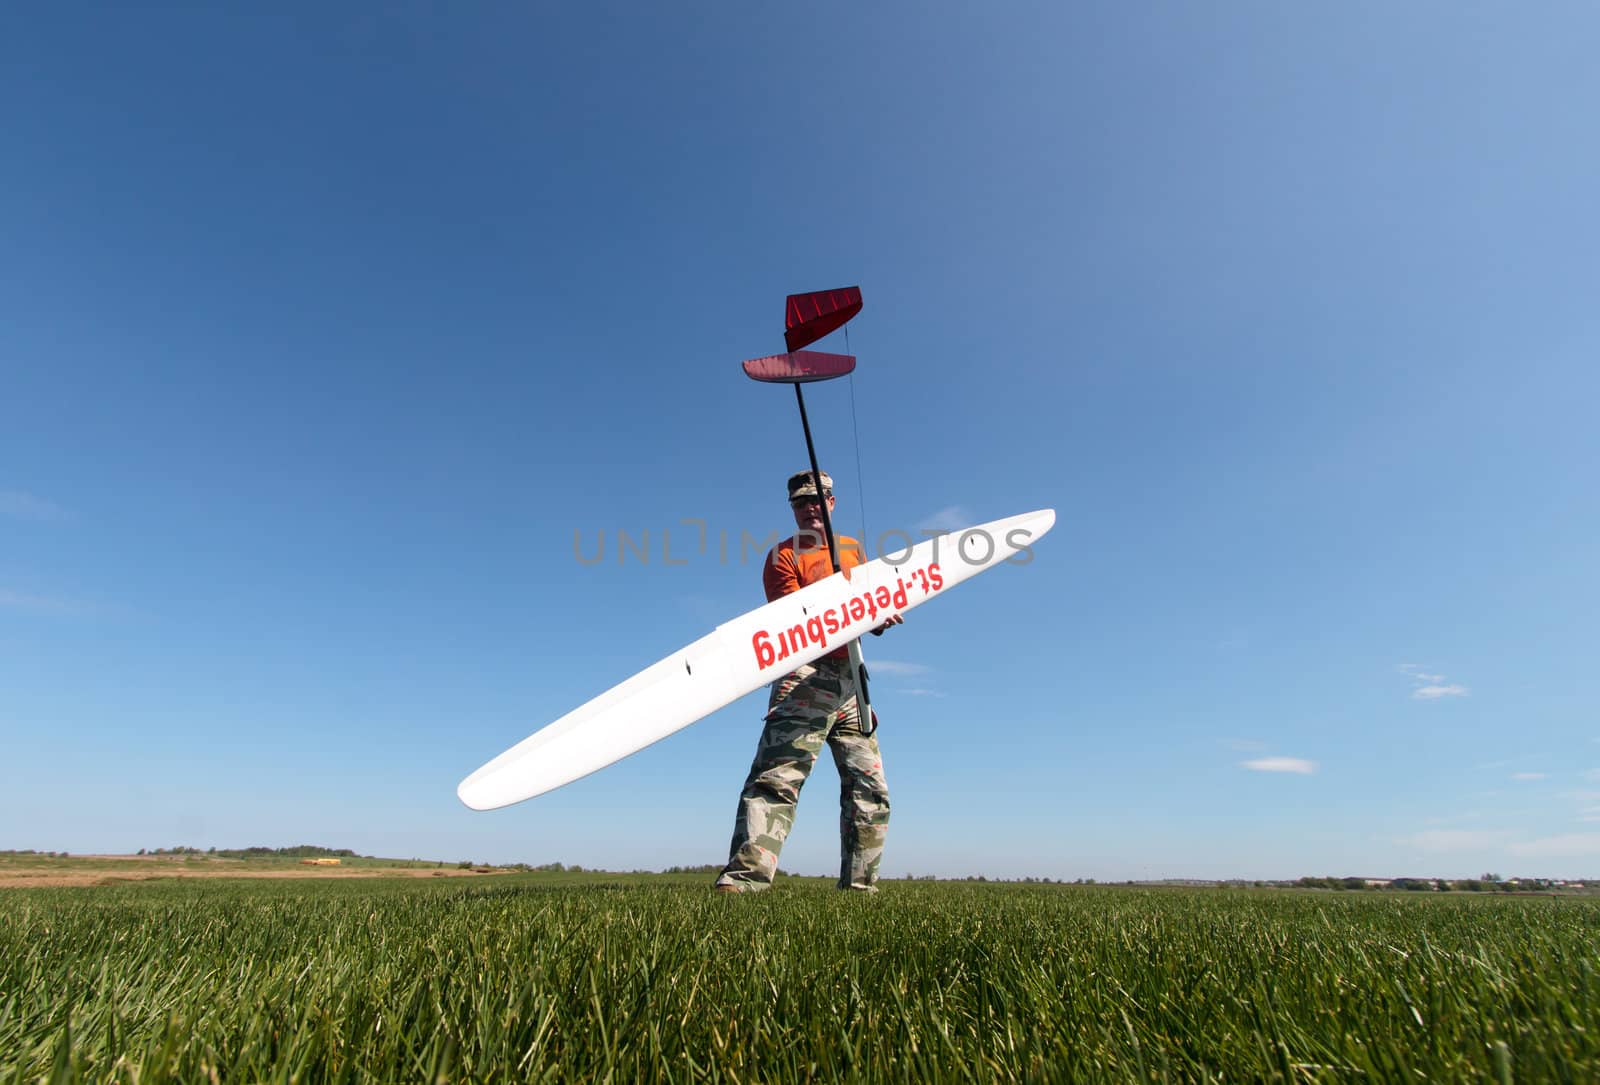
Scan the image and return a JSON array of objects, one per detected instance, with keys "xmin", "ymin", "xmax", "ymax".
[{"xmin": 715, "ymin": 656, "xmax": 889, "ymax": 892}]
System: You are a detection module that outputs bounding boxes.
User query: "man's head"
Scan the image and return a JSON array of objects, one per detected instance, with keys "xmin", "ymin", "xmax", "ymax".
[
  {"xmin": 786, "ymin": 470, "xmax": 832, "ymax": 504},
  {"xmin": 787, "ymin": 469, "xmax": 835, "ymax": 541}
]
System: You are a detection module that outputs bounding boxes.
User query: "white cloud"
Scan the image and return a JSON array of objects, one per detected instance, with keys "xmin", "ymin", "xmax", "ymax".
[
  {"xmin": 0, "ymin": 490, "xmax": 64, "ymax": 522},
  {"xmin": 1583, "ymin": 769, "xmax": 1600, "ymax": 783},
  {"xmin": 1510, "ymin": 772, "xmax": 1547, "ymax": 781},
  {"xmin": 1507, "ymin": 833, "xmax": 1600, "ymax": 859},
  {"xmin": 1241, "ymin": 757, "xmax": 1317, "ymax": 775},
  {"xmin": 869, "ymin": 660, "xmax": 931, "ymax": 676},
  {"xmin": 1396, "ymin": 663, "xmax": 1468, "ymax": 700},
  {"xmin": 1414, "ymin": 684, "xmax": 1469, "ymax": 700},
  {"xmin": 896, "ymin": 688, "xmax": 946, "ymax": 698},
  {"xmin": 1579, "ymin": 807, "xmax": 1600, "ymax": 823},
  {"xmin": 916, "ymin": 506, "xmax": 973, "ymax": 534}
]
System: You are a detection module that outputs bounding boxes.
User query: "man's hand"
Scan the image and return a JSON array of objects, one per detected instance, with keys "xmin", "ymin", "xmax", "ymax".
[{"xmin": 870, "ymin": 614, "xmax": 904, "ymax": 636}]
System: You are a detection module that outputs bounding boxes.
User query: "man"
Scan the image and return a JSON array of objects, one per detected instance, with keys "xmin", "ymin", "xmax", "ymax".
[{"xmin": 715, "ymin": 470, "xmax": 901, "ymax": 894}]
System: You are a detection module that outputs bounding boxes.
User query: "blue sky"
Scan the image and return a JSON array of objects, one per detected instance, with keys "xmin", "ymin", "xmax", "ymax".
[{"xmin": 4, "ymin": 2, "xmax": 1597, "ymax": 880}]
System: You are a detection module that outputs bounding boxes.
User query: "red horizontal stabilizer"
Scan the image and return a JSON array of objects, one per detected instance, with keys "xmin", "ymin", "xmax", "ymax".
[
  {"xmin": 784, "ymin": 287, "xmax": 863, "ymax": 352},
  {"xmin": 742, "ymin": 350, "xmax": 857, "ymax": 385}
]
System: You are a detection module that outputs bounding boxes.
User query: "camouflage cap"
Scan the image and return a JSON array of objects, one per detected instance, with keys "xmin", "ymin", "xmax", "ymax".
[{"xmin": 787, "ymin": 470, "xmax": 833, "ymax": 502}]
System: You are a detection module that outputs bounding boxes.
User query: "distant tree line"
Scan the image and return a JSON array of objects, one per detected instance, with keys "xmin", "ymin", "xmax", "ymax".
[
  {"xmin": 216, "ymin": 845, "xmax": 361, "ymax": 859},
  {"xmin": 896, "ymin": 874, "xmax": 1071, "ymax": 883},
  {"xmin": 77, "ymin": 851, "xmax": 1600, "ymax": 889},
  {"xmin": 1294, "ymin": 874, "xmax": 1591, "ymax": 892},
  {"xmin": 135, "ymin": 845, "xmax": 363, "ymax": 859}
]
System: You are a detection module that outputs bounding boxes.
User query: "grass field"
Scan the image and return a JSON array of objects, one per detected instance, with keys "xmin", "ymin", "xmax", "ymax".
[
  {"xmin": 3, "ymin": 873, "xmax": 1596, "ymax": 1082},
  {"xmin": 0, "ymin": 852, "xmax": 506, "ymax": 889}
]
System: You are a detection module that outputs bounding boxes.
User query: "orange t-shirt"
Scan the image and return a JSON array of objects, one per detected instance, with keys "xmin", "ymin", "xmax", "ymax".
[{"xmin": 764, "ymin": 534, "xmax": 866, "ymax": 661}]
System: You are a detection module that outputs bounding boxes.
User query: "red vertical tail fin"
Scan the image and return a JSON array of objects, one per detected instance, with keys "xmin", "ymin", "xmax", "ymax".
[{"xmin": 784, "ymin": 287, "xmax": 863, "ymax": 352}]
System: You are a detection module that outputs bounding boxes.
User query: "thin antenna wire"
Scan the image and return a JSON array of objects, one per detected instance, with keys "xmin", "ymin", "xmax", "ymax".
[{"xmin": 845, "ymin": 324, "xmax": 869, "ymax": 556}]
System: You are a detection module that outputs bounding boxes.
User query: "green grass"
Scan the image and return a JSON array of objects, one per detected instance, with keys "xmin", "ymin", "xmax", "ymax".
[{"xmin": 2, "ymin": 877, "xmax": 1596, "ymax": 1082}]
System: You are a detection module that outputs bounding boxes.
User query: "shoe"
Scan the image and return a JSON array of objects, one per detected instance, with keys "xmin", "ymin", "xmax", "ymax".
[{"xmin": 715, "ymin": 883, "xmax": 743, "ymax": 894}]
